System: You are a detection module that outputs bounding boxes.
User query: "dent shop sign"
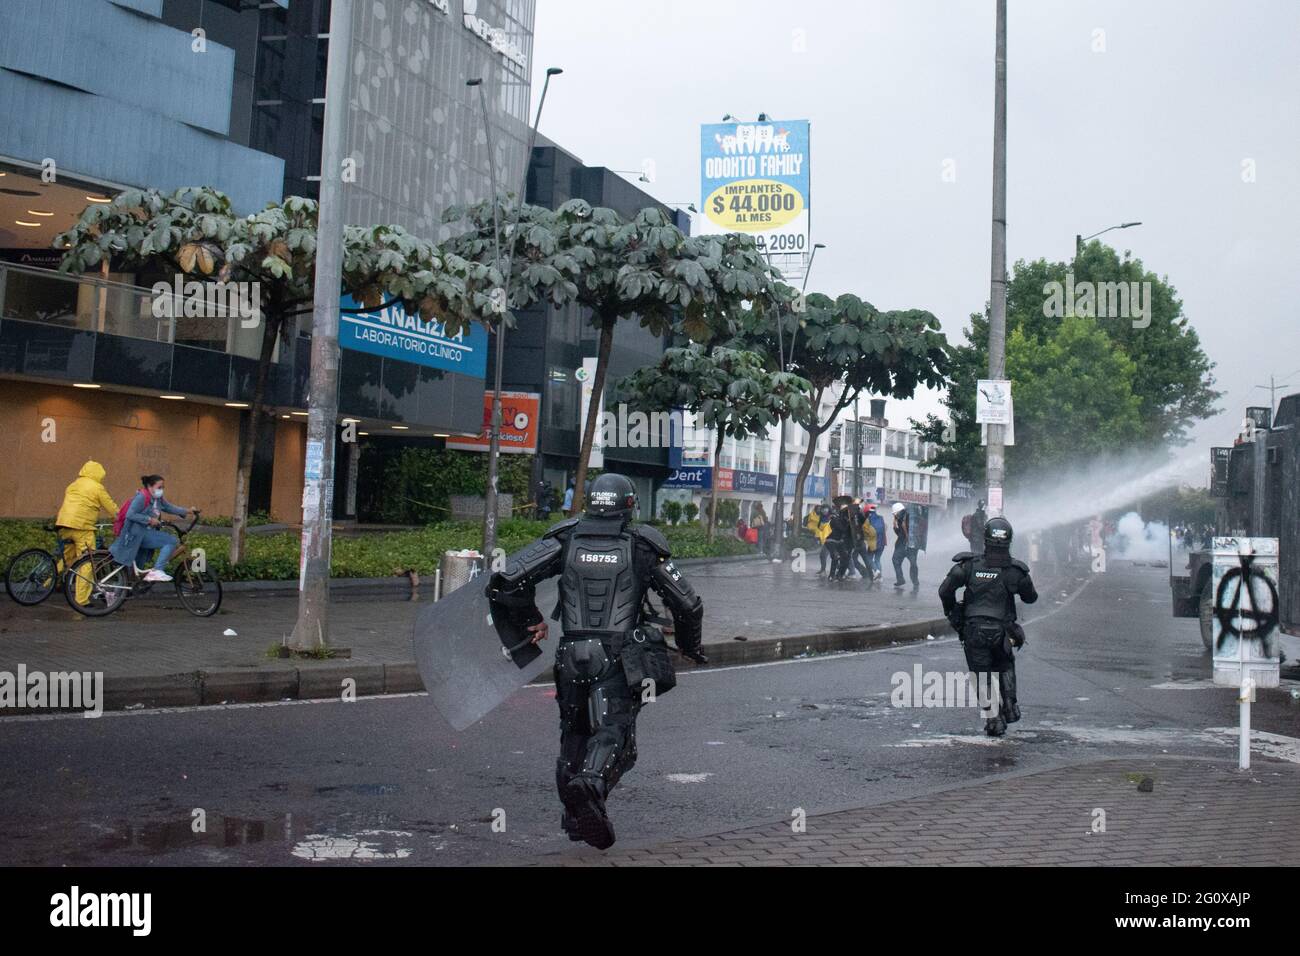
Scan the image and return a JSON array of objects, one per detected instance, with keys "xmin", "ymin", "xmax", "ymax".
[
  {"xmin": 340, "ymin": 294, "xmax": 487, "ymax": 378},
  {"xmin": 664, "ymin": 467, "xmax": 712, "ymax": 490},
  {"xmin": 447, "ymin": 391, "xmax": 539, "ymax": 454}
]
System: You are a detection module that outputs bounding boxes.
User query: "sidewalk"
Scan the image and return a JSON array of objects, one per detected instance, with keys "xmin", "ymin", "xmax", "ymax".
[
  {"xmin": 554, "ymin": 756, "xmax": 1300, "ymax": 866},
  {"xmin": 0, "ymin": 553, "xmax": 1086, "ymax": 711}
]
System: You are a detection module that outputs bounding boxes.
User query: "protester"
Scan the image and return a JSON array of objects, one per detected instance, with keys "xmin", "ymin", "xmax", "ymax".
[
  {"xmin": 55, "ymin": 460, "xmax": 119, "ymax": 605},
  {"xmin": 826, "ymin": 499, "xmax": 853, "ymax": 580},
  {"xmin": 562, "ymin": 478, "xmax": 575, "ymax": 515},
  {"xmin": 849, "ymin": 498, "xmax": 873, "ymax": 580},
  {"xmin": 810, "ymin": 505, "xmax": 833, "ymax": 575},
  {"xmin": 108, "ymin": 475, "xmax": 195, "ymax": 582},
  {"xmin": 750, "ymin": 503, "xmax": 769, "ymax": 555},
  {"xmin": 866, "ymin": 503, "xmax": 886, "ymax": 581},
  {"xmin": 963, "ymin": 499, "xmax": 988, "ymax": 555},
  {"xmin": 891, "ymin": 501, "xmax": 920, "ymax": 590}
]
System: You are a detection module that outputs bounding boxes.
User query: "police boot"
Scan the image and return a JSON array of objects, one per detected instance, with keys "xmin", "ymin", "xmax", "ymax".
[
  {"xmin": 1000, "ymin": 668, "xmax": 1020, "ymax": 723},
  {"xmin": 984, "ymin": 716, "xmax": 1007, "ymax": 737},
  {"xmin": 556, "ymin": 761, "xmax": 585, "ymax": 842},
  {"xmin": 561, "ymin": 775, "xmax": 616, "ymax": 850}
]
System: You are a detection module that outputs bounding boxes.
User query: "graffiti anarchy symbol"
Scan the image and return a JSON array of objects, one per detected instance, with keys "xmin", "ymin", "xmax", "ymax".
[{"xmin": 1214, "ymin": 553, "xmax": 1279, "ymax": 651}]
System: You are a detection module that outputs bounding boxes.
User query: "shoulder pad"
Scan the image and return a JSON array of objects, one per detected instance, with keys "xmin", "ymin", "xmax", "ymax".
[
  {"xmin": 950, "ymin": 551, "xmax": 975, "ymax": 563},
  {"xmin": 1010, "ymin": 558, "xmax": 1030, "ymax": 573},
  {"xmin": 631, "ymin": 523, "xmax": 672, "ymax": 557},
  {"xmin": 542, "ymin": 517, "xmax": 579, "ymax": 540}
]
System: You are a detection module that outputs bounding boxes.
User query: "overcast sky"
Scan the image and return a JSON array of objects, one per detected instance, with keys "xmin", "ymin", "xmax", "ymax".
[{"xmin": 531, "ymin": 0, "xmax": 1299, "ymax": 478}]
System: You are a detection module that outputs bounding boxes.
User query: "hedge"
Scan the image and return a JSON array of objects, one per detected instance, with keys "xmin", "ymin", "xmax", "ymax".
[{"xmin": 0, "ymin": 518, "xmax": 754, "ymax": 582}]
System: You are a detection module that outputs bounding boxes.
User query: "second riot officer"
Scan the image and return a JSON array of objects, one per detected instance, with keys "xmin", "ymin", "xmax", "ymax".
[{"xmin": 938, "ymin": 516, "xmax": 1038, "ymax": 736}]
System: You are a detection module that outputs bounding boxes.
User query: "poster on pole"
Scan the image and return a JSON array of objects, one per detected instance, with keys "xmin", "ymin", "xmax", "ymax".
[
  {"xmin": 975, "ymin": 380, "xmax": 1012, "ymax": 424},
  {"xmin": 700, "ymin": 119, "xmax": 810, "ymax": 274}
]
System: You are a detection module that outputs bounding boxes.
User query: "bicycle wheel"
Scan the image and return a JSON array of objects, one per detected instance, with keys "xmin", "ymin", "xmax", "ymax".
[
  {"xmin": 174, "ymin": 561, "xmax": 222, "ymax": 617},
  {"xmin": 65, "ymin": 551, "xmax": 129, "ymax": 617},
  {"xmin": 5, "ymin": 549, "xmax": 58, "ymax": 605}
]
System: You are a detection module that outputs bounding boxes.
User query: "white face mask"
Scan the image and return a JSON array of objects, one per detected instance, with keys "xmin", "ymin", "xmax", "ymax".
[{"xmin": 151, "ymin": 487, "xmax": 164, "ymax": 499}]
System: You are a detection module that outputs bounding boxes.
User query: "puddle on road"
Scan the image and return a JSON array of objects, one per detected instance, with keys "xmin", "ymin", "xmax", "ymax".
[
  {"xmin": 95, "ymin": 813, "xmax": 310, "ymax": 853},
  {"xmin": 93, "ymin": 789, "xmax": 437, "ymax": 861}
]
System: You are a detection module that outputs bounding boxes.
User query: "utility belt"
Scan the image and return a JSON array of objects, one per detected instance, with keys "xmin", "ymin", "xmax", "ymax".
[{"xmin": 557, "ymin": 626, "xmax": 677, "ymax": 696}]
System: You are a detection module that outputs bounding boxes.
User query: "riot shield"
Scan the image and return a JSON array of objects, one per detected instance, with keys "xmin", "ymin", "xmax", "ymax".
[{"xmin": 413, "ymin": 573, "xmax": 558, "ymax": 731}]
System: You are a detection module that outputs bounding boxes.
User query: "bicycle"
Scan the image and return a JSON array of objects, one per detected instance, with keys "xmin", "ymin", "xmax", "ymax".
[
  {"xmin": 64, "ymin": 510, "xmax": 222, "ymax": 618},
  {"xmin": 4, "ymin": 522, "xmax": 109, "ymax": 606}
]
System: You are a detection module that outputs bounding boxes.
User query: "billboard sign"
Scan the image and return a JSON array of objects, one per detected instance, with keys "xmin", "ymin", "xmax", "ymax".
[
  {"xmin": 446, "ymin": 391, "xmax": 540, "ymax": 454},
  {"xmin": 340, "ymin": 295, "xmax": 487, "ymax": 378},
  {"xmin": 700, "ymin": 119, "xmax": 810, "ymax": 261}
]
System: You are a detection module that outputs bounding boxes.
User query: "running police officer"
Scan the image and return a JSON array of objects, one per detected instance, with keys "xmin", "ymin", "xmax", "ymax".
[
  {"xmin": 938, "ymin": 516, "xmax": 1038, "ymax": 736},
  {"xmin": 485, "ymin": 473, "xmax": 704, "ymax": 849}
]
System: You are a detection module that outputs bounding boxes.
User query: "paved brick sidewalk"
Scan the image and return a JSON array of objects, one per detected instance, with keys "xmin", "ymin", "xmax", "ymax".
[{"xmin": 555, "ymin": 757, "xmax": 1300, "ymax": 866}]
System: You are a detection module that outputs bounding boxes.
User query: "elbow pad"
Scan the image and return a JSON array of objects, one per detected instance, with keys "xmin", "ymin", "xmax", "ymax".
[{"xmin": 651, "ymin": 559, "xmax": 704, "ymax": 652}]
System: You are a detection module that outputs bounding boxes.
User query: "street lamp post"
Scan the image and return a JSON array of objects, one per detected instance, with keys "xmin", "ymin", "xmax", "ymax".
[
  {"xmin": 1075, "ymin": 221, "xmax": 1141, "ymax": 258},
  {"xmin": 468, "ymin": 67, "xmax": 562, "ymax": 561},
  {"xmin": 772, "ymin": 242, "xmax": 823, "ymax": 559}
]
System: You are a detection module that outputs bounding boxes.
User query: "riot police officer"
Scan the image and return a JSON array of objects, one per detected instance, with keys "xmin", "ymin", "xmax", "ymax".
[
  {"xmin": 485, "ymin": 473, "xmax": 704, "ymax": 850},
  {"xmin": 938, "ymin": 516, "xmax": 1038, "ymax": 736}
]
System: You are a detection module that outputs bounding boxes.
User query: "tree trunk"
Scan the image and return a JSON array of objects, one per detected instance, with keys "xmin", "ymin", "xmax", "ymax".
[
  {"xmin": 230, "ymin": 312, "xmax": 281, "ymax": 566},
  {"xmin": 572, "ymin": 318, "xmax": 614, "ymax": 514},
  {"xmin": 790, "ymin": 425, "xmax": 820, "ymax": 552},
  {"xmin": 707, "ymin": 427, "xmax": 724, "ymax": 544}
]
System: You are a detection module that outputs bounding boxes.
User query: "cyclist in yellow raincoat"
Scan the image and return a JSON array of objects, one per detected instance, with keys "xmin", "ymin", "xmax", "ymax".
[{"xmin": 55, "ymin": 460, "xmax": 119, "ymax": 604}]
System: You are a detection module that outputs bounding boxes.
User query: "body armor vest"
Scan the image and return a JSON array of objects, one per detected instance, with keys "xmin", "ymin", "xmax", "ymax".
[
  {"xmin": 963, "ymin": 556, "xmax": 1015, "ymax": 622},
  {"xmin": 558, "ymin": 519, "xmax": 644, "ymax": 639}
]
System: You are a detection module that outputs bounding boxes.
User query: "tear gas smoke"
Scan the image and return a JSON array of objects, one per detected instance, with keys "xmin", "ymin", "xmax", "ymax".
[{"xmin": 1109, "ymin": 512, "xmax": 1170, "ymax": 561}]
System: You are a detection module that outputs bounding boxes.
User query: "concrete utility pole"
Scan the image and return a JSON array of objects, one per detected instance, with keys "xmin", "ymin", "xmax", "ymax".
[
  {"xmin": 290, "ymin": 0, "xmax": 352, "ymax": 652},
  {"xmin": 985, "ymin": 0, "xmax": 1008, "ymax": 517}
]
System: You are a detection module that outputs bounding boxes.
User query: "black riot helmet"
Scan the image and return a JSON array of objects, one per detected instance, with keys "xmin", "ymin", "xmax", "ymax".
[
  {"xmin": 984, "ymin": 515, "xmax": 1013, "ymax": 550},
  {"xmin": 586, "ymin": 472, "xmax": 637, "ymax": 519}
]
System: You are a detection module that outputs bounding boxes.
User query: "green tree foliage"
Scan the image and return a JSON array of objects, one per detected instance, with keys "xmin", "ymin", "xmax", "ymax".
[
  {"xmin": 782, "ymin": 293, "xmax": 948, "ymax": 532},
  {"xmin": 615, "ymin": 344, "xmax": 810, "ymax": 541},
  {"xmin": 660, "ymin": 500, "xmax": 683, "ymax": 525},
  {"xmin": 917, "ymin": 243, "xmax": 1220, "ymax": 488},
  {"xmin": 358, "ymin": 446, "xmax": 535, "ymax": 525},
  {"xmin": 445, "ymin": 198, "xmax": 776, "ymax": 514}
]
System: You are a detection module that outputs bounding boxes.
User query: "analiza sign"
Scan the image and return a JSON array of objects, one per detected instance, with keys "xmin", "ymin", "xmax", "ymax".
[
  {"xmin": 425, "ymin": 0, "xmax": 527, "ymax": 69},
  {"xmin": 339, "ymin": 294, "xmax": 489, "ymax": 378}
]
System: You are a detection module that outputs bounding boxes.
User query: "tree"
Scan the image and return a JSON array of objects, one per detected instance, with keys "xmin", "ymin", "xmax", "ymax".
[
  {"xmin": 57, "ymin": 186, "xmax": 472, "ymax": 563},
  {"xmin": 917, "ymin": 244, "xmax": 1221, "ymax": 487},
  {"xmin": 445, "ymin": 199, "xmax": 775, "ymax": 512},
  {"xmin": 782, "ymin": 293, "xmax": 949, "ymax": 535},
  {"xmin": 615, "ymin": 344, "xmax": 810, "ymax": 542}
]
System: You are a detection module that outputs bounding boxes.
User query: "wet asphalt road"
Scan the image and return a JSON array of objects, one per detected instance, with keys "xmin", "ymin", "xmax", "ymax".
[{"xmin": 0, "ymin": 559, "xmax": 1297, "ymax": 866}]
